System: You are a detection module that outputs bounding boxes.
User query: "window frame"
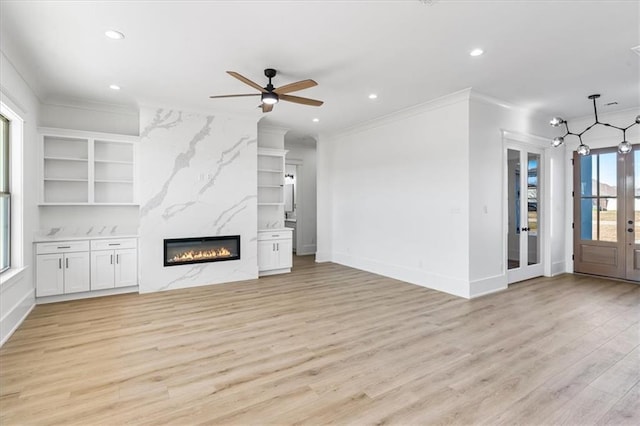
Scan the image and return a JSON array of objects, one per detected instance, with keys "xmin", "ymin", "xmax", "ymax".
[{"xmin": 0, "ymin": 114, "xmax": 10, "ymax": 273}]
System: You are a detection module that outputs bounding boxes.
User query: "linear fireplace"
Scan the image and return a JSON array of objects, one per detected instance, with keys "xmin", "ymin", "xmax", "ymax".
[{"xmin": 163, "ymin": 235, "xmax": 240, "ymax": 267}]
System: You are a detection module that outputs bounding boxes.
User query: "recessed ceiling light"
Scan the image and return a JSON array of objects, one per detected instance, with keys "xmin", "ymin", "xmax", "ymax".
[
  {"xmin": 105, "ymin": 30, "xmax": 125, "ymax": 40},
  {"xmin": 312, "ymin": 118, "xmax": 320, "ymax": 123},
  {"xmin": 470, "ymin": 48, "xmax": 484, "ymax": 57},
  {"xmin": 368, "ymin": 94, "xmax": 378, "ymax": 100},
  {"xmin": 109, "ymin": 84, "xmax": 121, "ymax": 91}
]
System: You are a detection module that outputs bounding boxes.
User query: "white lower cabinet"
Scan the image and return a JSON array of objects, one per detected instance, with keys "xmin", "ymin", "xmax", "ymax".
[
  {"xmin": 36, "ymin": 241, "xmax": 90, "ymax": 297},
  {"xmin": 90, "ymin": 239, "xmax": 138, "ymax": 290},
  {"xmin": 258, "ymin": 229, "xmax": 293, "ymax": 276},
  {"xmin": 35, "ymin": 237, "xmax": 137, "ymax": 299}
]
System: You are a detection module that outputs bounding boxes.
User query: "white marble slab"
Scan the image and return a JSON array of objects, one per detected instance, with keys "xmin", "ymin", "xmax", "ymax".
[{"xmin": 138, "ymin": 108, "xmax": 259, "ymax": 293}]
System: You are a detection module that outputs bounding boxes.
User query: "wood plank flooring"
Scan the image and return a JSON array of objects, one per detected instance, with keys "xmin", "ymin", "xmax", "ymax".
[{"xmin": 1, "ymin": 256, "xmax": 639, "ymax": 425}]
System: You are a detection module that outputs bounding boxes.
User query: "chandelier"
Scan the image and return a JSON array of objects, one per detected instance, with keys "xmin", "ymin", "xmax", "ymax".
[{"xmin": 550, "ymin": 94, "xmax": 640, "ymax": 156}]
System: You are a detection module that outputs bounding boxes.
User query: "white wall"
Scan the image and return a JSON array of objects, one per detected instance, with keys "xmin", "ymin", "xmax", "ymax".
[
  {"xmin": 317, "ymin": 90, "xmax": 471, "ymax": 297},
  {"xmin": 284, "ymin": 137, "xmax": 317, "ymax": 255},
  {"xmin": 468, "ymin": 94, "xmax": 562, "ymax": 297},
  {"xmin": 0, "ymin": 51, "xmax": 39, "ymax": 345},
  {"xmin": 561, "ymin": 108, "xmax": 640, "ymax": 272},
  {"xmin": 138, "ymin": 107, "xmax": 258, "ymax": 293}
]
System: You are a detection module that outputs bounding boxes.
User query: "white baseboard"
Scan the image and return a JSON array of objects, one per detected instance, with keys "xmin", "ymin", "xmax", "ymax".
[
  {"xmin": 296, "ymin": 244, "xmax": 317, "ymax": 256},
  {"xmin": 332, "ymin": 251, "xmax": 470, "ymax": 298},
  {"xmin": 1, "ymin": 289, "xmax": 35, "ymax": 347},
  {"xmin": 551, "ymin": 260, "xmax": 567, "ymax": 276},
  {"xmin": 469, "ymin": 274, "xmax": 507, "ymax": 298},
  {"xmin": 37, "ymin": 286, "xmax": 138, "ymax": 304},
  {"xmin": 314, "ymin": 251, "xmax": 332, "ymax": 263}
]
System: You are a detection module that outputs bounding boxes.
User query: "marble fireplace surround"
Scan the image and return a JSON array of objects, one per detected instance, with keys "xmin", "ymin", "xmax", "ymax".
[{"xmin": 138, "ymin": 107, "xmax": 259, "ymax": 293}]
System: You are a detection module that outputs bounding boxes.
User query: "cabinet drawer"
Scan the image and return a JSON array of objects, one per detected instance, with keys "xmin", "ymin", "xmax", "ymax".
[
  {"xmin": 91, "ymin": 238, "xmax": 137, "ymax": 251},
  {"xmin": 36, "ymin": 240, "xmax": 90, "ymax": 254},
  {"xmin": 258, "ymin": 230, "xmax": 292, "ymax": 241}
]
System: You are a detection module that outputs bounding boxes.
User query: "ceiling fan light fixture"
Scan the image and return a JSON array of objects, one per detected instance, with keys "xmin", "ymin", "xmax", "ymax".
[{"xmin": 262, "ymin": 92, "xmax": 279, "ymax": 105}]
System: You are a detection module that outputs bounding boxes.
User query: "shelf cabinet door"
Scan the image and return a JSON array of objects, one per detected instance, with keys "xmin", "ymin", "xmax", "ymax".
[
  {"xmin": 64, "ymin": 252, "xmax": 90, "ymax": 293},
  {"xmin": 36, "ymin": 254, "xmax": 65, "ymax": 297},
  {"xmin": 114, "ymin": 248, "xmax": 137, "ymax": 288},
  {"xmin": 90, "ymin": 250, "xmax": 115, "ymax": 290}
]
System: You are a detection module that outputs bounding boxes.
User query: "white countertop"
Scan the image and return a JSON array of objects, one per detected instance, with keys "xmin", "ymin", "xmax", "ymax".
[{"xmin": 33, "ymin": 234, "xmax": 139, "ymax": 243}]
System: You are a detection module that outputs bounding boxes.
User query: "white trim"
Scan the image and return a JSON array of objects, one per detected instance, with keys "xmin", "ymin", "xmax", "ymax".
[
  {"xmin": 42, "ymin": 97, "xmax": 138, "ymax": 116},
  {"xmin": 328, "ymin": 88, "xmax": 472, "ymax": 139},
  {"xmin": 38, "ymin": 126, "xmax": 139, "ymax": 143},
  {"xmin": 36, "ymin": 286, "xmax": 138, "ymax": 304},
  {"xmin": 1, "ymin": 98, "xmax": 25, "ymax": 273},
  {"xmin": 0, "ymin": 266, "xmax": 27, "ymax": 290},
  {"xmin": 0, "ymin": 291, "xmax": 35, "ymax": 347},
  {"xmin": 503, "ymin": 136, "xmax": 548, "ymax": 284},
  {"xmin": 469, "ymin": 274, "xmax": 508, "ymax": 299},
  {"xmin": 332, "ymin": 251, "xmax": 470, "ymax": 299}
]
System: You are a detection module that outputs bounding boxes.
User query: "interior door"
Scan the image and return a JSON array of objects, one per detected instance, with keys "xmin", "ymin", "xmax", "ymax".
[
  {"xmin": 574, "ymin": 148, "xmax": 640, "ymax": 281},
  {"xmin": 507, "ymin": 146, "xmax": 544, "ymax": 283}
]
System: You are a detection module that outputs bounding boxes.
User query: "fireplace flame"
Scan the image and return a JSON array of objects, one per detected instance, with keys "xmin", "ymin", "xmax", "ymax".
[{"xmin": 169, "ymin": 247, "xmax": 232, "ymax": 263}]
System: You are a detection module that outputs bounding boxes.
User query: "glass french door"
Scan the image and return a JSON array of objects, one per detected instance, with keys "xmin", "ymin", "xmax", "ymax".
[
  {"xmin": 507, "ymin": 146, "xmax": 544, "ymax": 283},
  {"xmin": 573, "ymin": 147, "xmax": 640, "ymax": 281}
]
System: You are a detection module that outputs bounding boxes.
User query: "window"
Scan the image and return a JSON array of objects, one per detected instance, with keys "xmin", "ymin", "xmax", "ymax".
[{"xmin": 1, "ymin": 114, "xmax": 9, "ymax": 272}]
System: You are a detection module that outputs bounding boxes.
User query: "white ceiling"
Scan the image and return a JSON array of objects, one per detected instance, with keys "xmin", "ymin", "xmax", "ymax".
[{"xmin": 1, "ymin": 0, "xmax": 639, "ymax": 136}]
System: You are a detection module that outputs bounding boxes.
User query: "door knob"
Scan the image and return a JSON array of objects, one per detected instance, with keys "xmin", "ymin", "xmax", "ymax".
[
  {"xmin": 628, "ymin": 228, "xmax": 634, "ymax": 233},
  {"xmin": 629, "ymin": 220, "xmax": 634, "ymax": 225}
]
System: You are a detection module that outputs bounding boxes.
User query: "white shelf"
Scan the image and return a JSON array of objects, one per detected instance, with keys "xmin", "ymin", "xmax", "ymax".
[
  {"xmin": 258, "ymin": 184, "xmax": 283, "ymax": 188},
  {"xmin": 94, "ymin": 159, "xmax": 134, "ymax": 165},
  {"xmin": 40, "ymin": 130, "xmax": 138, "ymax": 205},
  {"xmin": 44, "ymin": 156, "xmax": 88, "ymax": 162},
  {"xmin": 258, "ymin": 169, "xmax": 283, "ymax": 173},
  {"xmin": 257, "ymin": 147, "xmax": 287, "ymax": 231},
  {"xmin": 258, "ymin": 202, "xmax": 285, "ymax": 206},
  {"xmin": 39, "ymin": 203, "xmax": 140, "ymax": 206},
  {"xmin": 94, "ymin": 179, "xmax": 133, "ymax": 184}
]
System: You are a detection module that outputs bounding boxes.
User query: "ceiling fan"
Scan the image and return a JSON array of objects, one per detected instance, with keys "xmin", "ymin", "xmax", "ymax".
[{"xmin": 209, "ymin": 68, "xmax": 323, "ymax": 113}]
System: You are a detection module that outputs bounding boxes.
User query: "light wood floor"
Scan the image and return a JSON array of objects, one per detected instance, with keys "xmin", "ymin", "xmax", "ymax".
[{"xmin": 1, "ymin": 256, "xmax": 639, "ymax": 425}]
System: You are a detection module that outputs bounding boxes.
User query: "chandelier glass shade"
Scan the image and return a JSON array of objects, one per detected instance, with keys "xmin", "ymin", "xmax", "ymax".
[{"xmin": 550, "ymin": 94, "xmax": 640, "ymax": 156}]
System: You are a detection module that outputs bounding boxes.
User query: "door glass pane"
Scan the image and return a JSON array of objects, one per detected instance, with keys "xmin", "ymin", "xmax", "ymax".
[
  {"xmin": 527, "ymin": 153, "xmax": 540, "ymax": 265},
  {"xmin": 598, "ymin": 153, "xmax": 617, "ymax": 242},
  {"xmin": 580, "ymin": 155, "xmax": 597, "ymax": 196},
  {"xmin": 507, "ymin": 149, "xmax": 520, "ymax": 269}
]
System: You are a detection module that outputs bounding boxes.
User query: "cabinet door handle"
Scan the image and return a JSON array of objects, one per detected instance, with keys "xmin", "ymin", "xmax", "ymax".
[
  {"xmin": 110, "ymin": 254, "xmax": 113, "ymax": 264},
  {"xmin": 59, "ymin": 258, "xmax": 62, "ymax": 269},
  {"xmin": 277, "ymin": 243, "xmax": 279, "ymax": 251},
  {"xmin": 66, "ymin": 258, "xmax": 69, "ymax": 269},
  {"xmin": 116, "ymin": 254, "xmax": 119, "ymax": 264}
]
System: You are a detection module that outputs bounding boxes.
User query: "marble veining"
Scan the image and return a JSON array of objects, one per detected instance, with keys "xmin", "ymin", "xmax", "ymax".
[
  {"xmin": 140, "ymin": 114, "xmax": 214, "ymax": 219},
  {"xmin": 138, "ymin": 107, "xmax": 258, "ymax": 293},
  {"xmin": 139, "ymin": 109, "xmax": 183, "ymax": 139}
]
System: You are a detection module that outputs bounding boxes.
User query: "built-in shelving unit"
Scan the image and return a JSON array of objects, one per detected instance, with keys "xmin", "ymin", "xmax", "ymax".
[
  {"xmin": 257, "ymin": 148, "xmax": 287, "ymax": 229},
  {"xmin": 39, "ymin": 128, "xmax": 138, "ymax": 205}
]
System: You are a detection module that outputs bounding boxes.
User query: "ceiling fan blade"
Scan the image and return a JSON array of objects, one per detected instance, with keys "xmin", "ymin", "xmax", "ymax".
[
  {"xmin": 227, "ymin": 71, "xmax": 266, "ymax": 92},
  {"xmin": 209, "ymin": 94, "xmax": 261, "ymax": 99},
  {"xmin": 274, "ymin": 79, "xmax": 318, "ymax": 95},
  {"xmin": 262, "ymin": 103, "xmax": 274, "ymax": 113},
  {"xmin": 280, "ymin": 94, "xmax": 324, "ymax": 107}
]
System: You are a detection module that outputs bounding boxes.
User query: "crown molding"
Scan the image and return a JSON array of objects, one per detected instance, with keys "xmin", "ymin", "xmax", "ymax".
[
  {"xmin": 43, "ymin": 95, "xmax": 139, "ymax": 116},
  {"xmin": 327, "ymin": 87, "xmax": 472, "ymax": 139}
]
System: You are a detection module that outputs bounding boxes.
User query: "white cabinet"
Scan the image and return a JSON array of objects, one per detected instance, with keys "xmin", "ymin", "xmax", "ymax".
[
  {"xmin": 35, "ymin": 241, "xmax": 90, "ymax": 296},
  {"xmin": 35, "ymin": 237, "xmax": 138, "ymax": 300},
  {"xmin": 39, "ymin": 128, "xmax": 138, "ymax": 205},
  {"xmin": 90, "ymin": 239, "xmax": 138, "ymax": 290},
  {"xmin": 258, "ymin": 229, "xmax": 292, "ymax": 276}
]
